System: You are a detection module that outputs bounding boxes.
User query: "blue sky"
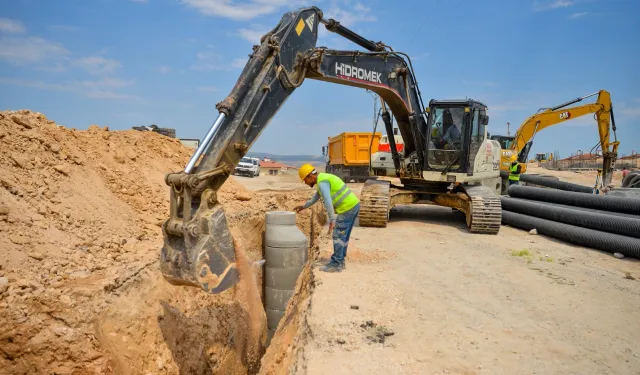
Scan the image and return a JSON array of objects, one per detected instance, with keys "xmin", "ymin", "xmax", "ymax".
[{"xmin": 1, "ymin": 0, "xmax": 638, "ymax": 158}]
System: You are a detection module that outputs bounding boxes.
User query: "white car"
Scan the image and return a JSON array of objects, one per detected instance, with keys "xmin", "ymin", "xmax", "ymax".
[
  {"xmin": 251, "ymin": 157, "xmax": 261, "ymax": 176},
  {"xmin": 234, "ymin": 157, "xmax": 260, "ymax": 177}
]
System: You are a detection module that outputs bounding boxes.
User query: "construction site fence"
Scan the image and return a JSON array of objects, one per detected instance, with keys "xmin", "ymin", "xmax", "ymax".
[{"xmin": 540, "ymin": 154, "xmax": 639, "ymax": 171}]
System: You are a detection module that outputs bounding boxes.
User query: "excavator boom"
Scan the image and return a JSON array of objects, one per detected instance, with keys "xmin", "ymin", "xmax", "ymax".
[{"xmin": 160, "ymin": 6, "xmax": 432, "ymax": 294}]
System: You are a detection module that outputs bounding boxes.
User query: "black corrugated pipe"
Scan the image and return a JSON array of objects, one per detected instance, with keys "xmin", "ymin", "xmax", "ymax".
[
  {"xmin": 532, "ymin": 201, "xmax": 640, "ymax": 220},
  {"xmin": 500, "ymin": 170, "xmax": 593, "ymax": 193},
  {"xmin": 622, "ymin": 171, "xmax": 640, "ymax": 188},
  {"xmin": 507, "ymin": 185, "xmax": 640, "ymax": 215},
  {"xmin": 502, "ymin": 211, "xmax": 640, "ymax": 258},
  {"xmin": 501, "ymin": 197, "xmax": 640, "ymax": 239}
]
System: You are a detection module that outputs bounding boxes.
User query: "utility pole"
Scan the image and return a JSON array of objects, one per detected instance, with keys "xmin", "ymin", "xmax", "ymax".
[{"xmin": 507, "ymin": 122, "xmax": 511, "ymax": 136}]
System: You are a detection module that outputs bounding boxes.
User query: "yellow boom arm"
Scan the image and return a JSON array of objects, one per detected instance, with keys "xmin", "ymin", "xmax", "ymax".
[{"xmin": 510, "ymin": 90, "xmax": 619, "ymax": 187}]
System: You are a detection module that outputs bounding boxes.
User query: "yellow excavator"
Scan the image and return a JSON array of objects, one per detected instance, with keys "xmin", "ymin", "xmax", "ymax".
[{"xmin": 491, "ymin": 90, "xmax": 619, "ymax": 193}]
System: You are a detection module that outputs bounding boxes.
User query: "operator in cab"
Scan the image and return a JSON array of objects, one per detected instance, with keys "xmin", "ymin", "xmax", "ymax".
[
  {"xmin": 509, "ymin": 161, "xmax": 522, "ymax": 186},
  {"xmin": 294, "ymin": 164, "xmax": 360, "ymax": 273},
  {"xmin": 436, "ymin": 109, "xmax": 461, "ymax": 149}
]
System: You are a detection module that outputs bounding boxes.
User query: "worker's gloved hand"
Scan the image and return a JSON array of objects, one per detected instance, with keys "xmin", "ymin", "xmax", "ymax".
[{"xmin": 293, "ymin": 205, "xmax": 304, "ymax": 213}]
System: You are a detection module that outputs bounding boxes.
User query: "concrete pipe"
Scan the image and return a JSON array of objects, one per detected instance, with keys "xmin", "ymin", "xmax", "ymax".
[{"xmin": 264, "ymin": 211, "xmax": 308, "ymax": 345}]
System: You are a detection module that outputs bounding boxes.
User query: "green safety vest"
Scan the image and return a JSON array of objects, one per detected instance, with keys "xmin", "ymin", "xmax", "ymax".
[
  {"xmin": 316, "ymin": 173, "xmax": 360, "ymax": 214},
  {"xmin": 509, "ymin": 164, "xmax": 521, "ymax": 181}
]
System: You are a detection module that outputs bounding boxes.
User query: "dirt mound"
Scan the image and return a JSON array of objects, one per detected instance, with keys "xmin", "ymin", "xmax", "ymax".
[{"xmin": 0, "ymin": 110, "xmax": 324, "ymax": 375}]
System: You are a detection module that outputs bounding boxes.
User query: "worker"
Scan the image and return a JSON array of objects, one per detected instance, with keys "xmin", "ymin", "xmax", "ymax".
[
  {"xmin": 622, "ymin": 167, "xmax": 630, "ymax": 180},
  {"xmin": 294, "ymin": 164, "xmax": 360, "ymax": 273},
  {"xmin": 442, "ymin": 122, "xmax": 461, "ymax": 147},
  {"xmin": 509, "ymin": 161, "xmax": 522, "ymax": 186}
]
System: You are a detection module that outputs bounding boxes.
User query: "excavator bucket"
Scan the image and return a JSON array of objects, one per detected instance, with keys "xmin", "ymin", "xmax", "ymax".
[
  {"xmin": 160, "ymin": 187, "xmax": 238, "ymax": 294},
  {"xmin": 158, "ymin": 6, "xmax": 323, "ymax": 294}
]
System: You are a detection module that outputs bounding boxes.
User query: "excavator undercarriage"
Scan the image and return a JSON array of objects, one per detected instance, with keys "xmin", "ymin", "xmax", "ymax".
[
  {"xmin": 359, "ymin": 179, "xmax": 502, "ymax": 234},
  {"xmin": 160, "ymin": 5, "xmax": 503, "ymax": 294}
]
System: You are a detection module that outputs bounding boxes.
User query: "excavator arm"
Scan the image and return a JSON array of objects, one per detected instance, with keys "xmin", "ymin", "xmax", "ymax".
[
  {"xmin": 510, "ymin": 90, "xmax": 619, "ymax": 187},
  {"xmin": 160, "ymin": 6, "xmax": 429, "ymax": 294}
]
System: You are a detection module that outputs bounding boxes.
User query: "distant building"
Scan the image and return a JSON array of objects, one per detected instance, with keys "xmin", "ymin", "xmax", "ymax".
[
  {"xmin": 260, "ymin": 160, "xmax": 297, "ymax": 175},
  {"xmin": 559, "ymin": 153, "xmax": 601, "ymax": 161}
]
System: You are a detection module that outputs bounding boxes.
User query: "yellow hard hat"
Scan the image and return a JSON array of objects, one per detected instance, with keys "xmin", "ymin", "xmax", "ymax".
[{"xmin": 298, "ymin": 163, "xmax": 316, "ymax": 180}]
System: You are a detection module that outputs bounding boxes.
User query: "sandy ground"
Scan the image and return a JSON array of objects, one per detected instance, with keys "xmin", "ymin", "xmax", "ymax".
[
  {"xmin": 233, "ymin": 174, "xmax": 309, "ymax": 192},
  {"xmin": 2, "ymin": 109, "xmax": 638, "ymax": 375},
  {"xmin": 239, "ymin": 173, "xmax": 640, "ymax": 375},
  {"xmin": 0, "ymin": 110, "xmax": 326, "ymax": 375}
]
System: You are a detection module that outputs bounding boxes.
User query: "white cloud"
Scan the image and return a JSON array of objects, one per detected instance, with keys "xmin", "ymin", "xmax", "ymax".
[
  {"xmin": 0, "ymin": 36, "xmax": 70, "ymax": 67},
  {"xmin": 0, "ymin": 77, "xmax": 144, "ymax": 102},
  {"xmin": 75, "ymin": 78, "xmax": 134, "ymax": 88},
  {"xmin": 323, "ymin": 2, "xmax": 377, "ymax": 27},
  {"xmin": 231, "ymin": 57, "xmax": 247, "ymax": 69},
  {"xmin": 316, "ymin": 1, "xmax": 378, "ymax": 48},
  {"xmin": 237, "ymin": 25, "xmax": 268, "ymax": 43},
  {"xmin": 620, "ymin": 107, "xmax": 640, "ymax": 118},
  {"xmin": 197, "ymin": 86, "xmax": 219, "ymax": 92},
  {"xmin": 180, "ymin": 0, "xmax": 295, "ymax": 21},
  {"xmin": 49, "ymin": 24, "xmax": 79, "ymax": 32},
  {"xmin": 157, "ymin": 65, "xmax": 171, "ymax": 74},
  {"xmin": 534, "ymin": 0, "xmax": 575, "ymax": 11},
  {"xmin": 71, "ymin": 56, "xmax": 121, "ymax": 74},
  {"xmin": 569, "ymin": 11, "xmax": 588, "ymax": 19},
  {"xmin": 190, "ymin": 50, "xmax": 225, "ymax": 71},
  {"xmin": 0, "ymin": 18, "xmax": 26, "ymax": 34},
  {"xmin": 411, "ymin": 52, "xmax": 430, "ymax": 61}
]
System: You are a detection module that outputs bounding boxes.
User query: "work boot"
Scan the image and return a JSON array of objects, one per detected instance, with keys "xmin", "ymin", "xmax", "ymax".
[{"xmin": 319, "ymin": 263, "xmax": 344, "ymax": 273}]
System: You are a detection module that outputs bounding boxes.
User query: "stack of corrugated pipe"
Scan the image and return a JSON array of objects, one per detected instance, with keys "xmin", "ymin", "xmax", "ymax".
[{"xmin": 499, "ymin": 172, "xmax": 640, "ymax": 258}]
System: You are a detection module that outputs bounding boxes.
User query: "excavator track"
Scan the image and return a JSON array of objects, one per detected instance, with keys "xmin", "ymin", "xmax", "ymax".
[
  {"xmin": 359, "ymin": 179, "xmax": 391, "ymax": 227},
  {"xmin": 462, "ymin": 184, "xmax": 502, "ymax": 234}
]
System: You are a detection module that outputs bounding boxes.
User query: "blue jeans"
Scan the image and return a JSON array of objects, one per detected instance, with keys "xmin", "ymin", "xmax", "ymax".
[
  {"xmin": 509, "ymin": 179, "xmax": 519, "ymax": 186},
  {"xmin": 330, "ymin": 203, "xmax": 360, "ymax": 267}
]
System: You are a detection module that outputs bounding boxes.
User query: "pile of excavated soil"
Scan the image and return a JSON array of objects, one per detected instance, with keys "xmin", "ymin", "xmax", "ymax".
[{"xmin": 0, "ymin": 110, "xmax": 325, "ymax": 375}]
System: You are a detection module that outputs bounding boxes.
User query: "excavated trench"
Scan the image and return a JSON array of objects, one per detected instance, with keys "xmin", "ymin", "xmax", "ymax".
[
  {"xmin": 94, "ymin": 191, "xmax": 327, "ymax": 375},
  {"xmin": 0, "ymin": 110, "xmax": 324, "ymax": 375}
]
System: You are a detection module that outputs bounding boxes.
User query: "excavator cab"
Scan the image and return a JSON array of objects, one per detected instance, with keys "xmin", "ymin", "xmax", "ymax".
[{"xmin": 425, "ymin": 99, "xmax": 489, "ymax": 174}]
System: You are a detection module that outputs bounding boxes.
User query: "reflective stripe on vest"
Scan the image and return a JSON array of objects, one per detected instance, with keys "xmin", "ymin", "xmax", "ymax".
[
  {"xmin": 509, "ymin": 164, "xmax": 520, "ymax": 181},
  {"xmin": 317, "ymin": 173, "xmax": 360, "ymax": 214}
]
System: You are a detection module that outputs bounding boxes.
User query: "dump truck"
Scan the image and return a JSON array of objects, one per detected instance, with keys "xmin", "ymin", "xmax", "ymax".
[{"xmin": 321, "ymin": 132, "xmax": 381, "ymax": 182}]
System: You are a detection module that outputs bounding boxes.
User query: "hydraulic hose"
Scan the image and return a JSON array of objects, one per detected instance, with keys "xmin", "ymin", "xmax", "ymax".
[
  {"xmin": 507, "ymin": 185, "xmax": 640, "ymax": 215},
  {"xmin": 500, "ymin": 197, "xmax": 640, "ymax": 239},
  {"xmin": 500, "ymin": 170, "xmax": 593, "ymax": 193},
  {"xmin": 502, "ymin": 211, "xmax": 640, "ymax": 258}
]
